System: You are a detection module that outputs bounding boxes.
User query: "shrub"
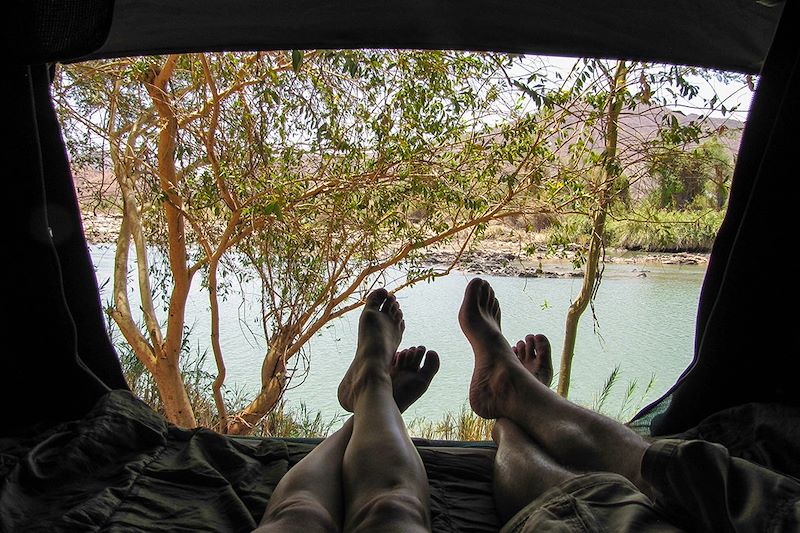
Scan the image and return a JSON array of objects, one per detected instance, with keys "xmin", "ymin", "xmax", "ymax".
[{"xmin": 608, "ymin": 208, "xmax": 724, "ymax": 252}]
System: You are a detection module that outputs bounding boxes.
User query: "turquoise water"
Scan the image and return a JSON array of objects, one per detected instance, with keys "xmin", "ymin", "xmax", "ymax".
[{"xmin": 90, "ymin": 245, "xmax": 704, "ymax": 424}]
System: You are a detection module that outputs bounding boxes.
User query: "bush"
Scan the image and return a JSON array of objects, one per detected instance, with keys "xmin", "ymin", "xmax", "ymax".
[
  {"xmin": 408, "ymin": 404, "xmax": 494, "ymax": 440},
  {"xmin": 607, "ymin": 208, "xmax": 724, "ymax": 252},
  {"xmin": 505, "ymin": 212, "xmax": 558, "ymax": 232},
  {"xmin": 545, "ymin": 214, "xmax": 594, "ymax": 248}
]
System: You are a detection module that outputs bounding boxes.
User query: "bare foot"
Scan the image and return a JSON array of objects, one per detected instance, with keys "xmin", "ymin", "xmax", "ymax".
[
  {"xmin": 338, "ymin": 288, "xmax": 406, "ymax": 412},
  {"xmin": 512, "ymin": 334, "xmax": 553, "ymax": 388},
  {"xmin": 392, "ymin": 346, "xmax": 440, "ymax": 413},
  {"xmin": 459, "ymin": 278, "xmax": 528, "ymax": 419}
]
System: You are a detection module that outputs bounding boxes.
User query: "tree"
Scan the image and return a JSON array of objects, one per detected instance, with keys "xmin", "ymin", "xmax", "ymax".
[
  {"xmin": 701, "ymin": 137, "xmax": 735, "ymax": 211},
  {"xmin": 508, "ymin": 58, "xmax": 746, "ymax": 397},
  {"xmin": 648, "ymin": 135, "xmax": 735, "ymax": 210},
  {"xmin": 555, "ymin": 60, "xmax": 630, "ymax": 398},
  {"xmin": 55, "ymin": 50, "xmax": 559, "ymax": 433}
]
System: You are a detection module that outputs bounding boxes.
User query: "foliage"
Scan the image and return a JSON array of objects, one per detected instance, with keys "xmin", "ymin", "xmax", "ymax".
[
  {"xmin": 55, "ymin": 50, "xmax": 558, "ymax": 433},
  {"xmin": 607, "ymin": 208, "xmax": 725, "ymax": 252},
  {"xmin": 58, "ymin": 50, "xmax": 746, "ymax": 430},
  {"xmin": 590, "ymin": 365, "xmax": 657, "ymax": 423},
  {"xmin": 118, "ymin": 329, "xmax": 346, "ymax": 437},
  {"xmin": 260, "ymin": 401, "xmax": 346, "ymax": 438},
  {"xmin": 646, "ymin": 136, "xmax": 735, "ymax": 210},
  {"xmin": 407, "ymin": 404, "xmax": 495, "ymax": 441}
]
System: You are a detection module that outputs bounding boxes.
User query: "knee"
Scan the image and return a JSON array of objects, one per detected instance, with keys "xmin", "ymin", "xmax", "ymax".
[
  {"xmin": 348, "ymin": 490, "xmax": 429, "ymax": 531},
  {"xmin": 262, "ymin": 492, "xmax": 338, "ymax": 531}
]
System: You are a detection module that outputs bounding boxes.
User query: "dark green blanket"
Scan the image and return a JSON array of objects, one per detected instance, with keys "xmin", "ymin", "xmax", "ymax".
[
  {"xmin": 0, "ymin": 391, "xmax": 499, "ymax": 532},
  {"xmin": 4, "ymin": 391, "xmax": 795, "ymax": 532}
]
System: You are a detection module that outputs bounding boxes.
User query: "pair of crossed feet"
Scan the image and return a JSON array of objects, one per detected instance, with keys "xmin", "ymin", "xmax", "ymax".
[{"xmin": 337, "ymin": 278, "xmax": 554, "ymax": 417}]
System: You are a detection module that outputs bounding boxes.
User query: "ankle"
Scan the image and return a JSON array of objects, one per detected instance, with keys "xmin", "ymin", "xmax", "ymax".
[
  {"xmin": 353, "ymin": 364, "xmax": 391, "ymax": 394},
  {"xmin": 498, "ymin": 366, "xmax": 546, "ymax": 421}
]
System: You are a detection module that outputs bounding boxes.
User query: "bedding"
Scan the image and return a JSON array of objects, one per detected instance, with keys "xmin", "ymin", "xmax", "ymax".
[{"xmin": 0, "ymin": 391, "xmax": 499, "ymax": 532}]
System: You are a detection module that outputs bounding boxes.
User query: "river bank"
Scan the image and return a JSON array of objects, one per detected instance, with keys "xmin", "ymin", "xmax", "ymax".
[
  {"xmin": 421, "ymin": 244, "xmax": 707, "ymax": 279},
  {"xmin": 81, "ymin": 213, "xmax": 708, "ymax": 280}
]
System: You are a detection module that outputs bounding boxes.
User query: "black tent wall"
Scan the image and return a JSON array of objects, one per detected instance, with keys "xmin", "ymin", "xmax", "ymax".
[
  {"xmin": 12, "ymin": 0, "xmax": 783, "ymax": 74},
  {"xmin": 635, "ymin": 0, "xmax": 800, "ymax": 434},
  {"xmin": 5, "ymin": 0, "xmax": 797, "ymax": 437},
  {"xmin": 7, "ymin": 63, "xmax": 123, "ymax": 436}
]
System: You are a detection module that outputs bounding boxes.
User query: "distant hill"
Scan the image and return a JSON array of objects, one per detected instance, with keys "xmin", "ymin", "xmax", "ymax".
[
  {"xmin": 550, "ymin": 104, "xmax": 744, "ymax": 199},
  {"xmin": 73, "ymin": 105, "xmax": 745, "ymax": 207}
]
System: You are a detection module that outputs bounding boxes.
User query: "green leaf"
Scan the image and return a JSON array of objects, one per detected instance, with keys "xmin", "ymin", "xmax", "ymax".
[{"xmin": 292, "ymin": 50, "xmax": 304, "ymax": 73}]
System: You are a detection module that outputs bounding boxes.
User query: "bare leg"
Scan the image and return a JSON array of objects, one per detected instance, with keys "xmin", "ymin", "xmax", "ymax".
[
  {"xmin": 256, "ymin": 418, "xmax": 353, "ymax": 533},
  {"xmin": 492, "ymin": 418, "xmax": 576, "ymax": 523},
  {"xmin": 460, "ymin": 278, "xmax": 650, "ymax": 492},
  {"xmin": 340, "ymin": 289, "xmax": 431, "ymax": 532},
  {"xmin": 492, "ymin": 335, "xmax": 573, "ymax": 521},
  {"xmin": 257, "ymin": 320, "xmax": 439, "ymax": 532}
]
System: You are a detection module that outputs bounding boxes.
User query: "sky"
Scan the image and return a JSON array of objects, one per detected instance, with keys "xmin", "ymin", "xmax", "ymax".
[{"xmin": 536, "ymin": 54, "xmax": 755, "ymax": 122}]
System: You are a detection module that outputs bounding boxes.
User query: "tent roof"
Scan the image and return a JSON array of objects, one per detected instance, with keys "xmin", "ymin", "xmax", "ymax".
[{"xmin": 62, "ymin": 0, "xmax": 783, "ymax": 74}]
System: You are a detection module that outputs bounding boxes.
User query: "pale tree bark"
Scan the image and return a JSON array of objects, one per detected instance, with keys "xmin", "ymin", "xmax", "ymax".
[
  {"xmin": 102, "ymin": 53, "xmax": 310, "ymax": 431},
  {"xmin": 558, "ymin": 60, "xmax": 629, "ymax": 398},
  {"xmin": 109, "ymin": 165, "xmax": 198, "ymax": 426},
  {"xmin": 104, "ymin": 75, "xmax": 195, "ymax": 426},
  {"xmin": 139, "ymin": 56, "xmax": 199, "ymax": 427},
  {"xmin": 105, "ymin": 56, "xmax": 199, "ymax": 427}
]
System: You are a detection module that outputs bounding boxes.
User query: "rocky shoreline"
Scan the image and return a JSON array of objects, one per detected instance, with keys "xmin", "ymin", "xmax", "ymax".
[
  {"xmin": 421, "ymin": 247, "xmax": 707, "ymax": 279},
  {"xmin": 81, "ymin": 213, "xmax": 708, "ymax": 279}
]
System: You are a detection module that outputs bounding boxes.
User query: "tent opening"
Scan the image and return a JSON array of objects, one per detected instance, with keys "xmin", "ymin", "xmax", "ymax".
[{"xmin": 53, "ymin": 49, "xmax": 753, "ymax": 438}]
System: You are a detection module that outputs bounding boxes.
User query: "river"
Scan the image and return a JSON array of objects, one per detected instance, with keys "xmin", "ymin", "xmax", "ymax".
[{"xmin": 90, "ymin": 244, "xmax": 704, "ymax": 425}]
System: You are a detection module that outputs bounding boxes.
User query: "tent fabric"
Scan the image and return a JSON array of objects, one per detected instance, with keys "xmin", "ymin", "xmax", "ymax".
[
  {"xmin": 37, "ymin": 63, "xmax": 130, "ymax": 393},
  {"xmin": 10, "ymin": 0, "xmax": 115, "ymax": 65},
  {"xmin": 17, "ymin": 0, "xmax": 783, "ymax": 74},
  {"xmin": 2, "ymin": 391, "xmax": 796, "ymax": 531},
  {"xmin": 0, "ymin": 390, "xmax": 500, "ymax": 532},
  {"xmin": 6, "ymin": 63, "xmax": 120, "ymax": 436}
]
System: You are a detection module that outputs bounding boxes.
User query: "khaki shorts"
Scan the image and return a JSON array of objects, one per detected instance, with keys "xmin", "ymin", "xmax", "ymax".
[{"xmin": 501, "ymin": 439, "xmax": 800, "ymax": 532}]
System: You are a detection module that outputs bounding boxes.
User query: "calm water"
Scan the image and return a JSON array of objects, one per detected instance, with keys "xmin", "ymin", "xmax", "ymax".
[{"xmin": 90, "ymin": 244, "xmax": 704, "ymax": 423}]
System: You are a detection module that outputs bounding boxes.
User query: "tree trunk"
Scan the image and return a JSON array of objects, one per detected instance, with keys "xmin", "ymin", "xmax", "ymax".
[
  {"xmin": 557, "ymin": 210, "xmax": 606, "ymax": 397},
  {"xmin": 140, "ymin": 55, "xmax": 197, "ymax": 426},
  {"xmin": 226, "ymin": 377, "xmax": 285, "ymax": 435},
  {"xmin": 226, "ymin": 346, "xmax": 287, "ymax": 435},
  {"xmin": 207, "ymin": 254, "xmax": 229, "ymax": 432},
  {"xmin": 557, "ymin": 60, "xmax": 628, "ymax": 398},
  {"xmin": 152, "ymin": 358, "xmax": 197, "ymax": 427}
]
